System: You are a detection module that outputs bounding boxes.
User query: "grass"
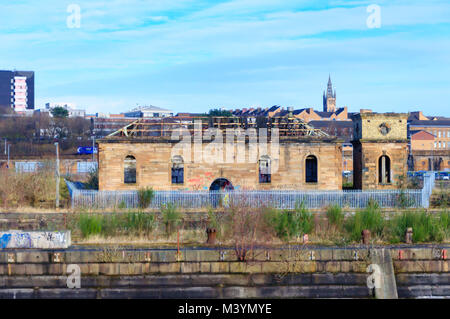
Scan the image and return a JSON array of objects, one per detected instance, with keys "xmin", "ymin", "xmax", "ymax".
[
  {"xmin": 67, "ymin": 203, "xmax": 450, "ymax": 245},
  {"xmin": 326, "ymin": 204, "xmax": 345, "ymax": 229},
  {"xmin": 78, "ymin": 214, "xmax": 103, "ymax": 237},
  {"xmin": 431, "ymin": 183, "xmax": 450, "ymax": 208},
  {"xmin": 126, "ymin": 211, "xmax": 156, "ymax": 235},
  {"xmin": 388, "ymin": 210, "xmax": 449, "ymax": 243},
  {"xmin": 264, "ymin": 202, "xmax": 313, "ymax": 241},
  {"xmin": 161, "ymin": 203, "xmax": 181, "ymax": 236},
  {"xmin": 0, "ymin": 168, "xmax": 57, "ymax": 208},
  {"xmin": 344, "ymin": 200, "xmax": 385, "ymax": 242},
  {"xmin": 76, "ymin": 211, "xmax": 156, "ymax": 238}
]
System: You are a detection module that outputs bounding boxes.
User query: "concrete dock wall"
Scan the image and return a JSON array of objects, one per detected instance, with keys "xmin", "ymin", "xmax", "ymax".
[{"xmin": 0, "ymin": 246, "xmax": 447, "ymax": 298}]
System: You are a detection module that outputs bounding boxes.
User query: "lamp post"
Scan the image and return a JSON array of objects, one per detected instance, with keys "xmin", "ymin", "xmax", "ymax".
[
  {"xmin": 7, "ymin": 144, "xmax": 10, "ymax": 168},
  {"xmin": 55, "ymin": 142, "xmax": 60, "ymax": 209}
]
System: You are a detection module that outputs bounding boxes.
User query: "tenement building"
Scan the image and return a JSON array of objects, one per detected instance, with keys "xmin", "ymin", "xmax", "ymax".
[{"xmin": 408, "ymin": 118, "xmax": 450, "ymax": 171}]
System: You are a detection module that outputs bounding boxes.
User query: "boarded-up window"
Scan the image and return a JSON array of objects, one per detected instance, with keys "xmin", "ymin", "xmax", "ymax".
[
  {"xmin": 124, "ymin": 155, "xmax": 136, "ymax": 184},
  {"xmin": 172, "ymin": 156, "xmax": 184, "ymax": 184},
  {"xmin": 259, "ymin": 155, "xmax": 271, "ymax": 183},
  {"xmin": 378, "ymin": 155, "xmax": 391, "ymax": 184},
  {"xmin": 305, "ymin": 155, "xmax": 318, "ymax": 183}
]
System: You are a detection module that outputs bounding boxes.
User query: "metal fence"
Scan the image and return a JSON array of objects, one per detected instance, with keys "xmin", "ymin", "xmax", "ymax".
[
  {"xmin": 421, "ymin": 172, "xmax": 435, "ymax": 208},
  {"xmin": 65, "ymin": 180, "xmax": 430, "ymax": 210}
]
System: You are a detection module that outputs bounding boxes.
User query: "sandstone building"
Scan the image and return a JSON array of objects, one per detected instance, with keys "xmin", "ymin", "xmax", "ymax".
[
  {"xmin": 98, "ymin": 118, "xmax": 344, "ymax": 191},
  {"xmin": 98, "ymin": 112, "xmax": 409, "ymax": 191},
  {"xmin": 352, "ymin": 113, "xmax": 409, "ymax": 190}
]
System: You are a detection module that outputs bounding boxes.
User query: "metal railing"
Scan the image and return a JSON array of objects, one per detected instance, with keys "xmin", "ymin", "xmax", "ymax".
[
  {"xmin": 421, "ymin": 172, "xmax": 435, "ymax": 209},
  {"xmin": 65, "ymin": 180, "xmax": 428, "ymax": 210}
]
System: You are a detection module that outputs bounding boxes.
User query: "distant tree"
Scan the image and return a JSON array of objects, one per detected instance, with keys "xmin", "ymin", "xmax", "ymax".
[
  {"xmin": 51, "ymin": 107, "xmax": 69, "ymax": 118},
  {"xmin": 208, "ymin": 109, "xmax": 232, "ymax": 117}
]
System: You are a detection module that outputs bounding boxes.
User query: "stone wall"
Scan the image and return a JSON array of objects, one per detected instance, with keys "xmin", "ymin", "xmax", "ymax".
[
  {"xmin": 0, "ymin": 231, "xmax": 70, "ymax": 249},
  {"xmin": 352, "ymin": 113, "xmax": 408, "ymax": 141},
  {"xmin": 98, "ymin": 139, "xmax": 343, "ymax": 191},
  {"xmin": 0, "ymin": 246, "xmax": 447, "ymax": 298}
]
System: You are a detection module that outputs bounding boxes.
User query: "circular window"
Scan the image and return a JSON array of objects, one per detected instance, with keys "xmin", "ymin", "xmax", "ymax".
[{"xmin": 379, "ymin": 123, "xmax": 391, "ymax": 136}]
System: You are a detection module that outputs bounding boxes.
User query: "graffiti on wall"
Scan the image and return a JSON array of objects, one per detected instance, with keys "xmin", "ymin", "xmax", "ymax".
[{"xmin": 0, "ymin": 231, "xmax": 71, "ymax": 249}]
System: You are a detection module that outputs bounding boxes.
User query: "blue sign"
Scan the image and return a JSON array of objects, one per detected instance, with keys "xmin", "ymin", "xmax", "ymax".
[{"xmin": 77, "ymin": 147, "xmax": 98, "ymax": 155}]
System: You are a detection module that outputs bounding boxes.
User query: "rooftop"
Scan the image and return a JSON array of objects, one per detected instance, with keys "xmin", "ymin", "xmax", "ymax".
[
  {"xmin": 103, "ymin": 116, "xmax": 334, "ymax": 141},
  {"xmin": 126, "ymin": 105, "xmax": 173, "ymax": 113}
]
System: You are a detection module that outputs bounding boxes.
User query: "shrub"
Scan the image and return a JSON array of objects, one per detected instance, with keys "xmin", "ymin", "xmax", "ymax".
[
  {"xmin": 207, "ymin": 206, "xmax": 219, "ymax": 229},
  {"xmin": 345, "ymin": 200, "xmax": 385, "ymax": 241},
  {"xmin": 117, "ymin": 201, "xmax": 127, "ymax": 210},
  {"xmin": 326, "ymin": 204, "xmax": 345, "ymax": 229},
  {"xmin": 60, "ymin": 179, "xmax": 70, "ymax": 208},
  {"xmin": 138, "ymin": 187, "xmax": 155, "ymax": 209},
  {"xmin": 223, "ymin": 201, "xmax": 269, "ymax": 261},
  {"xmin": 388, "ymin": 211, "xmax": 446, "ymax": 243},
  {"xmin": 161, "ymin": 203, "xmax": 181, "ymax": 236},
  {"xmin": 0, "ymin": 169, "xmax": 56, "ymax": 208},
  {"xmin": 77, "ymin": 212, "xmax": 156, "ymax": 238},
  {"xmin": 101, "ymin": 213, "xmax": 121, "ymax": 237},
  {"xmin": 264, "ymin": 202, "xmax": 313, "ymax": 241},
  {"xmin": 85, "ymin": 168, "xmax": 99, "ymax": 190},
  {"xmin": 78, "ymin": 214, "xmax": 103, "ymax": 238},
  {"xmin": 126, "ymin": 212, "xmax": 156, "ymax": 235},
  {"xmin": 439, "ymin": 211, "xmax": 449, "ymax": 233}
]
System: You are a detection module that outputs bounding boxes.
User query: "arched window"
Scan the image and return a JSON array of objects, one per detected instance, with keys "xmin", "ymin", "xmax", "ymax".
[
  {"xmin": 259, "ymin": 155, "xmax": 271, "ymax": 183},
  {"xmin": 171, "ymin": 155, "xmax": 184, "ymax": 184},
  {"xmin": 124, "ymin": 155, "xmax": 136, "ymax": 184},
  {"xmin": 378, "ymin": 155, "xmax": 391, "ymax": 184},
  {"xmin": 305, "ymin": 155, "xmax": 318, "ymax": 183}
]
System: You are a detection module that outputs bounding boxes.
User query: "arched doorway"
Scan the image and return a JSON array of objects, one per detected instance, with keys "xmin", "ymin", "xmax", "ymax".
[
  {"xmin": 209, "ymin": 178, "xmax": 234, "ymax": 191},
  {"xmin": 378, "ymin": 155, "xmax": 391, "ymax": 184}
]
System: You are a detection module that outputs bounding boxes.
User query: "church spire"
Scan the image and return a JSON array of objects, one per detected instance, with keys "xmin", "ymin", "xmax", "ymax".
[
  {"xmin": 323, "ymin": 75, "xmax": 336, "ymax": 112},
  {"xmin": 327, "ymin": 75, "xmax": 335, "ymax": 99}
]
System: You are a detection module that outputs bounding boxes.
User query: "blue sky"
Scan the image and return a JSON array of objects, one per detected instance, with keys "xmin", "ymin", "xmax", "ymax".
[{"xmin": 1, "ymin": 0, "xmax": 449, "ymax": 116}]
